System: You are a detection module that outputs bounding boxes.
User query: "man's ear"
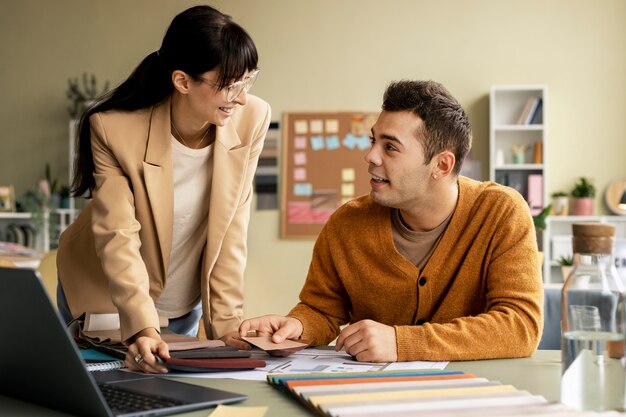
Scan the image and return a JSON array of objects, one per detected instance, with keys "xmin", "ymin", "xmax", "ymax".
[
  {"xmin": 171, "ymin": 70, "xmax": 191, "ymax": 94},
  {"xmin": 433, "ymin": 151, "xmax": 456, "ymax": 179}
]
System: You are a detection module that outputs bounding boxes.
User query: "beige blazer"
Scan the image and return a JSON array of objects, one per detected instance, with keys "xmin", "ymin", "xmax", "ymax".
[{"xmin": 57, "ymin": 95, "xmax": 271, "ymax": 341}]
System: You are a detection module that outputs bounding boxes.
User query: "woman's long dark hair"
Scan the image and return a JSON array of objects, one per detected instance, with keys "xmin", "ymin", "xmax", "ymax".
[{"xmin": 72, "ymin": 5, "xmax": 258, "ymax": 197}]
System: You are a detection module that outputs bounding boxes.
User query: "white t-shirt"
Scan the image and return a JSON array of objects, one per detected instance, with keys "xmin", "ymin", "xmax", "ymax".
[{"xmin": 155, "ymin": 136, "xmax": 214, "ymax": 318}]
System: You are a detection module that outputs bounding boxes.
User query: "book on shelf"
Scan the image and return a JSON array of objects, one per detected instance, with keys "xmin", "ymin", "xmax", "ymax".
[
  {"xmin": 529, "ymin": 98, "xmax": 543, "ymax": 124},
  {"xmin": 516, "ymin": 97, "xmax": 541, "ymax": 125}
]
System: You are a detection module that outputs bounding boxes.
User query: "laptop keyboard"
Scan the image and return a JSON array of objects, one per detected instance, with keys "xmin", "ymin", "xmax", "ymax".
[{"xmin": 98, "ymin": 382, "xmax": 185, "ymax": 413}]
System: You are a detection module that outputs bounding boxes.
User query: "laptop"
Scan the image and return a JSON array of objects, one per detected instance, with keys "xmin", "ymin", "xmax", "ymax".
[{"xmin": 0, "ymin": 267, "xmax": 247, "ymax": 417}]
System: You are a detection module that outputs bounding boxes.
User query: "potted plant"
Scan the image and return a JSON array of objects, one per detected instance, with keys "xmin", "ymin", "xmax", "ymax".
[
  {"xmin": 532, "ymin": 204, "xmax": 551, "ymax": 252},
  {"xmin": 570, "ymin": 177, "xmax": 596, "ymax": 216},
  {"xmin": 66, "ymin": 73, "xmax": 110, "ymax": 120},
  {"xmin": 551, "ymin": 191, "xmax": 569, "ymax": 216},
  {"xmin": 558, "ymin": 254, "xmax": 574, "ymax": 281}
]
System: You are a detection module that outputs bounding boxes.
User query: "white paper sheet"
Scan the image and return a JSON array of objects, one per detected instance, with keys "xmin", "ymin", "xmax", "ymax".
[{"xmin": 169, "ymin": 348, "xmax": 448, "ymax": 381}]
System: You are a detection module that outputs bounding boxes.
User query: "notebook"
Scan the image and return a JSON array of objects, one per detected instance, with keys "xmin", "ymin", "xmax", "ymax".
[{"xmin": 0, "ymin": 267, "xmax": 247, "ymax": 417}]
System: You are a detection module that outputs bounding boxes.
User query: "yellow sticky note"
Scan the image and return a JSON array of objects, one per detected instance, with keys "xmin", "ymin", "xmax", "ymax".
[
  {"xmin": 341, "ymin": 168, "xmax": 355, "ymax": 182},
  {"xmin": 325, "ymin": 119, "xmax": 339, "ymax": 134},
  {"xmin": 341, "ymin": 183, "xmax": 354, "ymax": 197},
  {"xmin": 209, "ymin": 405, "xmax": 268, "ymax": 417},
  {"xmin": 294, "ymin": 120, "xmax": 308, "ymax": 134},
  {"xmin": 310, "ymin": 119, "xmax": 323, "ymax": 134}
]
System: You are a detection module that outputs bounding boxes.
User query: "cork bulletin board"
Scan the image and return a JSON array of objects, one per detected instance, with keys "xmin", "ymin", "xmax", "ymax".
[{"xmin": 281, "ymin": 111, "xmax": 379, "ymax": 239}]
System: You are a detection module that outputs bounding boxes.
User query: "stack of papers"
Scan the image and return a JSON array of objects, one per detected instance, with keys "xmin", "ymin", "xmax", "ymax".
[{"xmin": 267, "ymin": 369, "xmax": 620, "ymax": 417}]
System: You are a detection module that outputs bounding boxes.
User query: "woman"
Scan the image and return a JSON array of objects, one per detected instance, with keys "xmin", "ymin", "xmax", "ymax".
[{"xmin": 56, "ymin": 5, "xmax": 271, "ymax": 373}]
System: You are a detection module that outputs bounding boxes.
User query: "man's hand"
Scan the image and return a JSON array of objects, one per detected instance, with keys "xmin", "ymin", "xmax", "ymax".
[
  {"xmin": 335, "ymin": 319, "xmax": 398, "ymax": 362},
  {"xmin": 239, "ymin": 315, "xmax": 303, "ymax": 344},
  {"xmin": 125, "ymin": 327, "xmax": 169, "ymax": 373}
]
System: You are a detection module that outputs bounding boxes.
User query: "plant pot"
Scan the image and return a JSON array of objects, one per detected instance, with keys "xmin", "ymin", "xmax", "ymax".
[
  {"xmin": 551, "ymin": 197, "xmax": 569, "ymax": 216},
  {"xmin": 572, "ymin": 197, "xmax": 594, "ymax": 216},
  {"xmin": 561, "ymin": 265, "xmax": 573, "ymax": 282}
]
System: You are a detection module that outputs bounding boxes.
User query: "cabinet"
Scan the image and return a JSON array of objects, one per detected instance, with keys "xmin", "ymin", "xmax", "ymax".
[
  {"xmin": 489, "ymin": 85, "xmax": 547, "ymax": 216},
  {"xmin": 543, "ymin": 215, "xmax": 626, "ymax": 283}
]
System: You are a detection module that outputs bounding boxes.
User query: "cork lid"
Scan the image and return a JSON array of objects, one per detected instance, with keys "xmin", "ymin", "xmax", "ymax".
[{"xmin": 572, "ymin": 223, "xmax": 615, "ymax": 254}]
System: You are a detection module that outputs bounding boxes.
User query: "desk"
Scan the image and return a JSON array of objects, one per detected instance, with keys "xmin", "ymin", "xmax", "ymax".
[{"xmin": 0, "ymin": 350, "xmax": 562, "ymax": 417}]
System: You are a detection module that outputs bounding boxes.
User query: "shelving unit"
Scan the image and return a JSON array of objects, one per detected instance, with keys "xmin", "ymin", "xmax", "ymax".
[
  {"xmin": 1, "ymin": 121, "xmax": 80, "ymax": 252},
  {"xmin": 489, "ymin": 85, "xmax": 547, "ymax": 216},
  {"xmin": 543, "ymin": 215, "xmax": 626, "ymax": 283}
]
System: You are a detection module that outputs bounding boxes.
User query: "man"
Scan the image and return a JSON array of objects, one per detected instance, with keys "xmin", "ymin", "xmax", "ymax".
[{"xmin": 240, "ymin": 80, "xmax": 543, "ymax": 362}]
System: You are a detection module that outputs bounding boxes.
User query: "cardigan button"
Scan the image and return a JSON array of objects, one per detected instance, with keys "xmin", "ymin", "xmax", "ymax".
[
  {"xmin": 416, "ymin": 319, "xmax": 426, "ymax": 325},
  {"xmin": 419, "ymin": 277, "xmax": 427, "ymax": 286}
]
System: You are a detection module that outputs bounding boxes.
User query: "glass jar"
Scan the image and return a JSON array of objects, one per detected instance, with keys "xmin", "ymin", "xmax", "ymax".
[{"xmin": 561, "ymin": 223, "xmax": 626, "ymax": 411}]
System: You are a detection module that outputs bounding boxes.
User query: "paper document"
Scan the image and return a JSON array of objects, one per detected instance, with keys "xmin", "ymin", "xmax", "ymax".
[{"xmin": 174, "ymin": 348, "xmax": 448, "ymax": 381}]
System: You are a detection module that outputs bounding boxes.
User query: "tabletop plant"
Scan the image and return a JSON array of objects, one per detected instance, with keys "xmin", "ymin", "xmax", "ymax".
[
  {"xmin": 571, "ymin": 177, "xmax": 596, "ymax": 198},
  {"xmin": 66, "ymin": 73, "xmax": 110, "ymax": 119}
]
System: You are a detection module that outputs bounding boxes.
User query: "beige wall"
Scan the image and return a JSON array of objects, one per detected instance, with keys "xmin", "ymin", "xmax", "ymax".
[{"xmin": 1, "ymin": 0, "xmax": 625, "ymax": 317}]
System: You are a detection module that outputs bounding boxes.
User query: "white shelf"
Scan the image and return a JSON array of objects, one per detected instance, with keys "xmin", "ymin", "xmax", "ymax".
[
  {"xmin": 495, "ymin": 164, "xmax": 543, "ymax": 170},
  {"xmin": 489, "ymin": 85, "xmax": 547, "ymax": 218}
]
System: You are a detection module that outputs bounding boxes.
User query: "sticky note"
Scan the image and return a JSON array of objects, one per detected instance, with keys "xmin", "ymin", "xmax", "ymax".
[
  {"xmin": 294, "ymin": 136, "xmax": 307, "ymax": 150},
  {"xmin": 341, "ymin": 183, "xmax": 355, "ymax": 197},
  {"xmin": 294, "ymin": 120, "xmax": 308, "ymax": 134},
  {"xmin": 294, "ymin": 152, "xmax": 307, "ymax": 165},
  {"xmin": 294, "ymin": 168, "xmax": 306, "ymax": 181},
  {"xmin": 294, "ymin": 183, "xmax": 313, "ymax": 196},
  {"xmin": 341, "ymin": 197, "xmax": 353, "ymax": 205},
  {"xmin": 310, "ymin": 119, "xmax": 323, "ymax": 134},
  {"xmin": 342, "ymin": 168, "xmax": 355, "ymax": 182},
  {"xmin": 325, "ymin": 119, "xmax": 339, "ymax": 134},
  {"xmin": 326, "ymin": 135, "xmax": 340, "ymax": 150},
  {"xmin": 310, "ymin": 135, "xmax": 325, "ymax": 151},
  {"xmin": 356, "ymin": 135, "xmax": 371, "ymax": 150}
]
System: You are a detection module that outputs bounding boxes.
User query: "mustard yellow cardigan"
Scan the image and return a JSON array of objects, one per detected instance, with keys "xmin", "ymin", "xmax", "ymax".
[{"xmin": 288, "ymin": 176, "xmax": 543, "ymax": 361}]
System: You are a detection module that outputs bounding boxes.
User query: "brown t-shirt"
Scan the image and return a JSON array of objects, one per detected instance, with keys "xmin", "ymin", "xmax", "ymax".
[{"xmin": 391, "ymin": 208, "xmax": 453, "ymax": 271}]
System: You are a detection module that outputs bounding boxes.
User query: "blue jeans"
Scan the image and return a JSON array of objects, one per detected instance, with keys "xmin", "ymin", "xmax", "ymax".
[{"xmin": 56, "ymin": 279, "xmax": 203, "ymax": 337}]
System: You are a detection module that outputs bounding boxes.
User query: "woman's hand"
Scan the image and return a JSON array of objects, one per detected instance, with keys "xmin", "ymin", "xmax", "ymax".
[{"xmin": 125, "ymin": 328, "xmax": 170, "ymax": 373}]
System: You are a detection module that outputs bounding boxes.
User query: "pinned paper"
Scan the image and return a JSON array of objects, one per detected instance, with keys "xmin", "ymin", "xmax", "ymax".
[
  {"xmin": 326, "ymin": 135, "xmax": 340, "ymax": 150},
  {"xmin": 294, "ymin": 152, "xmax": 307, "ymax": 165},
  {"xmin": 325, "ymin": 119, "xmax": 339, "ymax": 134},
  {"xmin": 310, "ymin": 119, "xmax": 323, "ymax": 134},
  {"xmin": 294, "ymin": 167, "xmax": 307, "ymax": 181},
  {"xmin": 294, "ymin": 120, "xmax": 308, "ymax": 134},
  {"xmin": 294, "ymin": 183, "xmax": 313, "ymax": 196},
  {"xmin": 310, "ymin": 135, "xmax": 325, "ymax": 151},
  {"xmin": 341, "ymin": 183, "xmax": 355, "ymax": 197},
  {"xmin": 311, "ymin": 190, "xmax": 338, "ymax": 209},
  {"xmin": 294, "ymin": 136, "xmax": 307, "ymax": 150},
  {"xmin": 342, "ymin": 168, "xmax": 355, "ymax": 182}
]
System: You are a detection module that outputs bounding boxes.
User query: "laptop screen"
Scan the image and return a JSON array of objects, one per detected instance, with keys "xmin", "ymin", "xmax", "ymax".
[{"xmin": 0, "ymin": 267, "xmax": 246, "ymax": 417}]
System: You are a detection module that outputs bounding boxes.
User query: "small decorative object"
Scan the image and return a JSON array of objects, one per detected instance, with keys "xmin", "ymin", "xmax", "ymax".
[
  {"xmin": 533, "ymin": 140, "xmax": 543, "ymax": 164},
  {"xmin": 66, "ymin": 73, "xmax": 110, "ymax": 119},
  {"xmin": 495, "ymin": 149, "xmax": 505, "ymax": 166},
  {"xmin": 511, "ymin": 144, "xmax": 528, "ymax": 164},
  {"xmin": 551, "ymin": 191, "xmax": 569, "ymax": 216},
  {"xmin": 604, "ymin": 178, "xmax": 626, "ymax": 216},
  {"xmin": 558, "ymin": 254, "xmax": 573, "ymax": 281},
  {"xmin": 570, "ymin": 177, "xmax": 596, "ymax": 216},
  {"xmin": 0, "ymin": 185, "xmax": 16, "ymax": 212}
]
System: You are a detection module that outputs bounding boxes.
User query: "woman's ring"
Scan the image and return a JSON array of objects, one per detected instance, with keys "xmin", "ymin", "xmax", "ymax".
[{"xmin": 134, "ymin": 354, "xmax": 144, "ymax": 365}]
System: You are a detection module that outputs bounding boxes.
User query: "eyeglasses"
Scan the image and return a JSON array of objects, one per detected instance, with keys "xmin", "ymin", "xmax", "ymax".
[{"xmin": 198, "ymin": 69, "xmax": 260, "ymax": 102}]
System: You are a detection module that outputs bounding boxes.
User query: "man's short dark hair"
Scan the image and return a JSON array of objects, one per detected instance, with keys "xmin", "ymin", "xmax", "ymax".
[{"xmin": 382, "ymin": 80, "xmax": 472, "ymax": 175}]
